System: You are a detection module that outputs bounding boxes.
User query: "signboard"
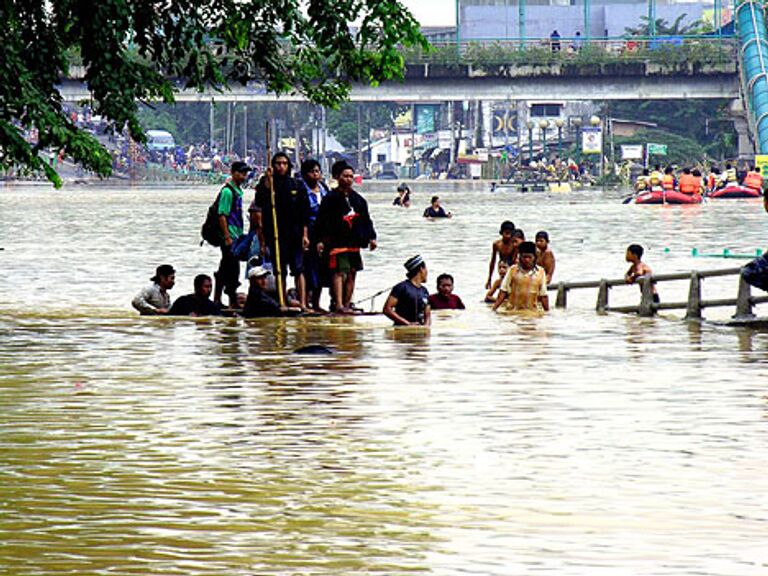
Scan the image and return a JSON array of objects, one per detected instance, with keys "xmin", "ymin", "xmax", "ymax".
[
  {"xmin": 492, "ymin": 106, "xmax": 517, "ymax": 136},
  {"xmin": 756, "ymin": 154, "xmax": 768, "ymax": 179},
  {"xmin": 415, "ymin": 104, "xmax": 439, "ymax": 134},
  {"xmin": 581, "ymin": 127, "xmax": 602, "ymax": 155},
  {"xmin": 475, "ymin": 148, "xmax": 489, "ymax": 162},
  {"xmin": 437, "ymin": 130, "xmax": 453, "ymax": 149},
  {"xmin": 621, "ymin": 145, "xmax": 644, "ymax": 160},
  {"xmin": 647, "ymin": 142, "xmax": 667, "ymax": 156}
]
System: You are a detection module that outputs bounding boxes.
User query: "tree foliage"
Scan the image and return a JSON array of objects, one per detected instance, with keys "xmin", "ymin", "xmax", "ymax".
[
  {"xmin": 612, "ymin": 128, "xmax": 708, "ymax": 165},
  {"xmin": 603, "ymin": 99, "xmax": 737, "ymax": 159},
  {"xmin": 327, "ymin": 103, "xmax": 405, "ymax": 149},
  {"xmin": 624, "ymin": 14, "xmax": 706, "ymax": 37},
  {"xmin": 0, "ymin": 0, "xmax": 426, "ymax": 186}
]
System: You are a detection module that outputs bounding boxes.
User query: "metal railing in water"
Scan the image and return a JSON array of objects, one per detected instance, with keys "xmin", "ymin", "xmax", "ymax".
[{"xmin": 549, "ymin": 267, "xmax": 768, "ymax": 319}]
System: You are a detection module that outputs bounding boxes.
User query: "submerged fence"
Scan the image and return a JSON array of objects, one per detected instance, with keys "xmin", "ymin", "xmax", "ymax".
[{"xmin": 549, "ymin": 267, "xmax": 768, "ymax": 319}]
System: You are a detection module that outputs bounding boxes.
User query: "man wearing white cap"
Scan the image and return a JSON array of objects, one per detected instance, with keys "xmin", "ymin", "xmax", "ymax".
[
  {"xmin": 243, "ymin": 266, "xmax": 301, "ymax": 318},
  {"xmin": 383, "ymin": 255, "xmax": 431, "ymax": 326}
]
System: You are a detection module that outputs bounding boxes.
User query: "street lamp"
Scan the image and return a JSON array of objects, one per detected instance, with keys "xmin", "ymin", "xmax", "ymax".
[
  {"xmin": 572, "ymin": 116, "xmax": 582, "ymax": 165},
  {"xmin": 555, "ymin": 118, "xmax": 565, "ymax": 159},
  {"xmin": 539, "ymin": 119, "xmax": 549, "ymax": 158},
  {"xmin": 589, "ymin": 115, "xmax": 602, "ymax": 176},
  {"xmin": 526, "ymin": 120, "xmax": 535, "ymax": 164}
]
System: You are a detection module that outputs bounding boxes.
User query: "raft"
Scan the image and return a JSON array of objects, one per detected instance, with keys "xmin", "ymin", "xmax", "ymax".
[
  {"xmin": 706, "ymin": 185, "xmax": 762, "ymax": 199},
  {"xmin": 633, "ymin": 189, "xmax": 703, "ymax": 205}
]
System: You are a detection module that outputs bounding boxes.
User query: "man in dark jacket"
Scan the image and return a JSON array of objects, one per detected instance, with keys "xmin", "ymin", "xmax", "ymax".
[
  {"xmin": 315, "ymin": 161, "xmax": 377, "ymax": 313},
  {"xmin": 168, "ymin": 274, "xmax": 222, "ymax": 317},
  {"xmin": 253, "ymin": 152, "xmax": 310, "ymax": 307}
]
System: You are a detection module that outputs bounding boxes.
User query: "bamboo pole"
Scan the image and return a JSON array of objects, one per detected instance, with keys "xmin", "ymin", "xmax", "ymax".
[{"xmin": 266, "ymin": 121, "xmax": 285, "ymax": 307}]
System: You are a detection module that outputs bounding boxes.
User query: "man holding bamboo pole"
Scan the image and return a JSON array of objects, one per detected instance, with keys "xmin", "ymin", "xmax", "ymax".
[{"xmin": 254, "ymin": 152, "xmax": 310, "ymax": 307}]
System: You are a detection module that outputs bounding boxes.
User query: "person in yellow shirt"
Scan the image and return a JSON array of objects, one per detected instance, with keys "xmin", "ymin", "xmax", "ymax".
[
  {"xmin": 492, "ymin": 241, "xmax": 549, "ymax": 313},
  {"xmin": 649, "ymin": 164, "xmax": 663, "ymax": 189}
]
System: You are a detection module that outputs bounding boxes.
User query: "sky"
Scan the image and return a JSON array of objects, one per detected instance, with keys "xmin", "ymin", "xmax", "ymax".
[{"xmin": 401, "ymin": 0, "xmax": 456, "ymax": 26}]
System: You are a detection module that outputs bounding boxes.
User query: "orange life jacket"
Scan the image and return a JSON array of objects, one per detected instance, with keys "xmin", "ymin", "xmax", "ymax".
[
  {"xmin": 707, "ymin": 173, "xmax": 716, "ymax": 190},
  {"xmin": 691, "ymin": 175, "xmax": 702, "ymax": 194},
  {"xmin": 679, "ymin": 174, "xmax": 698, "ymax": 194},
  {"xmin": 662, "ymin": 174, "xmax": 675, "ymax": 191},
  {"xmin": 744, "ymin": 170, "xmax": 763, "ymax": 191}
]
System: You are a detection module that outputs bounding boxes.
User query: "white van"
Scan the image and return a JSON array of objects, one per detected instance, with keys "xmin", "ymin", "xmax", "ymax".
[{"xmin": 146, "ymin": 130, "xmax": 176, "ymax": 152}]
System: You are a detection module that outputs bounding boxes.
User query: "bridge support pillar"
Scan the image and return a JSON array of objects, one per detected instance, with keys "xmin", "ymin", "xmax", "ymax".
[{"xmin": 730, "ymin": 99, "xmax": 755, "ymax": 161}]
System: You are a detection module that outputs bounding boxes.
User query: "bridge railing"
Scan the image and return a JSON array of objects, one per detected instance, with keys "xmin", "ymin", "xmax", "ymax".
[
  {"xmin": 548, "ymin": 267, "xmax": 768, "ymax": 319},
  {"xmin": 403, "ymin": 37, "xmax": 737, "ymax": 69}
]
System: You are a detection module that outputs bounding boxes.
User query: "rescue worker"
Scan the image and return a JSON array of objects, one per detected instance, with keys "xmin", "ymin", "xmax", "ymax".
[
  {"xmin": 707, "ymin": 167, "xmax": 720, "ymax": 192},
  {"xmin": 678, "ymin": 167, "xmax": 698, "ymax": 195},
  {"xmin": 649, "ymin": 164, "xmax": 664, "ymax": 190},
  {"xmin": 634, "ymin": 168, "xmax": 650, "ymax": 192},
  {"xmin": 691, "ymin": 168, "xmax": 705, "ymax": 195},
  {"xmin": 724, "ymin": 162, "xmax": 738, "ymax": 184},
  {"xmin": 662, "ymin": 166, "xmax": 677, "ymax": 191},
  {"xmin": 744, "ymin": 166, "xmax": 764, "ymax": 192}
]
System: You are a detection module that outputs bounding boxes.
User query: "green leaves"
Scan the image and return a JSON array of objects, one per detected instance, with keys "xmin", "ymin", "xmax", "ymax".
[{"xmin": 1, "ymin": 0, "xmax": 424, "ymax": 186}]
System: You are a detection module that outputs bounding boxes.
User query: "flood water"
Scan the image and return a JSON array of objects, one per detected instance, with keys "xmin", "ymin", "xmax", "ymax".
[{"xmin": 2, "ymin": 181, "xmax": 768, "ymax": 575}]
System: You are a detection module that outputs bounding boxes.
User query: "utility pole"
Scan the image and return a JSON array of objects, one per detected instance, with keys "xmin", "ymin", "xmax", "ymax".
[
  {"xmin": 320, "ymin": 106, "xmax": 328, "ymax": 175},
  {"xmin": 209, "ymin": 99, "xmax": 215, "ymax": 153},
  {"xmin": 243, "ymin": 105, "xmax": 247, "ymax": 160},
  {"xmin": 449, "ymin": 101, "xmax": 455, "ymax": 168},
  {"xmin": 357, "ymin": 104, "xmax": 363, "ymax": 174},
  {"xmin": 411, "ymin": 103, "xmax": 416, "ymax": 177}
]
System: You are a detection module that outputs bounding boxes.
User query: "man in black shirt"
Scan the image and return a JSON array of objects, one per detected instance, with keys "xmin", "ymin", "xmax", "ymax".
[
  {"xmin": 315, "ymin": 161, "xmax": 377, "ymax": 313},
  {"xmin": 168, "ymin": 274, "xmax": 222, "ymax": 317},
  {"xmin": 383, "ymin": 255, "xmax": 431, "ymax": 326},
  {"xmin": 253, "ymin": 152, "xmax": 310, "ymax": 306}
]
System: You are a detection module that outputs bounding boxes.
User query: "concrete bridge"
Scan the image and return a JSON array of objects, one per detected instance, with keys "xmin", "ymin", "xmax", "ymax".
[
  {"xmin": 59, "ymin": 36, "xmax": 740, "ymax": 103},
  {"xmin": 57, "ymin": 68, "xmax": 739, "ymax": 103}
]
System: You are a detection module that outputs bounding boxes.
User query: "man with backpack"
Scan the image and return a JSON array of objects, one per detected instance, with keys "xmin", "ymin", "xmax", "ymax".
[{"xmin": 213, "ymin": 161, "xmax": 249, "ymax": 308}]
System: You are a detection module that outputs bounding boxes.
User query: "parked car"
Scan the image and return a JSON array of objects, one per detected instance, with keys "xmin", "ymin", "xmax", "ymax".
[{"xmin": 146, "ymin": 130, "xmax": 176, "ymax": 152}]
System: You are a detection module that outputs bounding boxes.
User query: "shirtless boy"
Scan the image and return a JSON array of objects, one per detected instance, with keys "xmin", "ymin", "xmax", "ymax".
[
  {"xmin": 625, "ymin": 244, "xmax": 659, "ymax": 302},
  {"xmin": 486, "ymin": 220, "xmax": 516, "ymax": 289},
  {"xmin": 485, "ymin": 260, "xmax": 510, "ymax": 303},
  {"xmin": 535, "ymin": 230, "xmax": 556, "ymax": 284}
]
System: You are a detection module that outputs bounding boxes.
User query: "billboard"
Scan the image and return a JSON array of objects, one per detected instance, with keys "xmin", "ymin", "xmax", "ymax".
[
  {"xmin": 415, "ymin": 104, "xmax": 440, "ymax": 134},
  {"xmin": 581, "ymin": 127, "xmax": 602, "ymax": 155}
]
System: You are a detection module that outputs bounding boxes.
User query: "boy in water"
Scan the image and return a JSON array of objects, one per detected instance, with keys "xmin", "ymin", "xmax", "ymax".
[
  {"xmin": 485, "ymin": 260, "xmax": 510, "ymax": 303},
  {"xmin": 485, "ymin": 220, "xmax": 516, "ymax": 289},
  {"xmin": 535, "ymin": 230, "xmax": 556, "ymax": 284},
  {"xmin": 625, "ymin": 244, "xmax": 659, "ymax": 303},
  {"xmin": 492, "ymin": 241, "xmax": 549, "ymax": 313}
]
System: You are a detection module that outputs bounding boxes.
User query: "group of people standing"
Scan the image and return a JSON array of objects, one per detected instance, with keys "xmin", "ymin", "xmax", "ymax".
[
  {"xmin": 634, "ymin": 163, "xmax": 764, "ymax": 195},
  {"xmin": 134, "ymin": 156, "xmax": 377, "ymax": 318}
]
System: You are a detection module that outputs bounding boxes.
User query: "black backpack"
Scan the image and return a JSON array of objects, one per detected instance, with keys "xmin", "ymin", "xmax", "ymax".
[{"xmin": 200, "ymin": 183, "xmax": 236, "ymax": 247}]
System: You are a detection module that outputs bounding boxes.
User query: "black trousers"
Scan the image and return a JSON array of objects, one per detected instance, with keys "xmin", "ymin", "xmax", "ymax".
[{"xmin": 217, "ymin": 245, "xmax": 241, "ymax": 296}]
